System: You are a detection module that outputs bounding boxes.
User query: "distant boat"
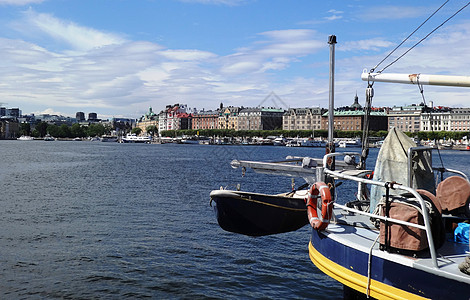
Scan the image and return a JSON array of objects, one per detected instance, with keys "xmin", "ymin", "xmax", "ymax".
[
  {"xmin": 100, "ymin": 135, "xmax": 118, "ymax": 142},
  {"xmin": 273, "ymin": 136, "xmax": 286, "ymax": 146},
  {"xmin": 338, "ymin": 138, "xmax": 362, "ymax": 148},
  {"xmin": 17, "ymin": 136, "xmax": 34, "ymax": 141},
  {"xmin": 44, "ymin": 135, "xmax": 56, "ymax": 141},
  {"xmin": 210, "ymin": 189, "xmax": 309, "ymax": 236},
  {"xmin": 121, "ymin": 133, "xmax": 151, "ymax": 143}
]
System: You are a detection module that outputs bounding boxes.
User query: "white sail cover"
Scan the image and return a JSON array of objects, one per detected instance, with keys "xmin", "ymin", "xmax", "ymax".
[{"xmin": 370, "ymin": 128, "xmax": 435, "ymax": 213}]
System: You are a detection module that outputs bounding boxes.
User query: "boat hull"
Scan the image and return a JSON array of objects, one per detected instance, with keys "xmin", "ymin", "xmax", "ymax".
[
  {"xmin": 210, "ymin": 190, "xmax": 308, "ymax": 236},
  {"xmin": 309, "ymin": 226, "xmax": 470, "ymax": 300}
]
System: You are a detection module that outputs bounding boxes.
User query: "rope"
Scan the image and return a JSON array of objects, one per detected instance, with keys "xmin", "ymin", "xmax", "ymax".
[
  {"xmin": 370, "ymin": 0, "xmax": 449, "ymax": 73},
  {"xmin": 360, "ymin": 86, "xmax": 373, "ymax": 169},
  {"xmin": 416, "ymin": 76, "xmax": 446, "ymax": 169},
  {"xmin": 237, "ymin": 196, "xmax": 307, "ymax": 211},
  {"xmin": 375, "ymin": 1, "xmax": 470, "ymax": 73},
  {"xmin": 366, "ymin": 234, "xmax": 380, "ymax": 298}
]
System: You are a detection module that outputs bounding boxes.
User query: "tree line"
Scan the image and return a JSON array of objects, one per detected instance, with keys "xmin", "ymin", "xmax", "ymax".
[
  {"xmin": 161, "ymin": 129, "xmax": 469, "ymax": 140},
  {"xmin": 20, "ymin": 121, "xmax": 112, "ymax": 138},
  {"xmin": 20, "ymin": 122, "xmax": 469, "ymax": 140}
]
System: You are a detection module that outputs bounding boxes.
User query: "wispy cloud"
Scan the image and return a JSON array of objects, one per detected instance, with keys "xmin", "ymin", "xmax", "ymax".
[
  {"xmin": 12, "ymin": 9, "xmax": 126, "ymax": 51},
  {"xmin": 340, "ymin": 38, "xmax": 395, "ymax": 52},
  {"xmin": 325, "ymin": 9, "xmax": 343, "ymax": 21},
  {"xmin": 220, "ymin": 29, "xmax": 323, "ymax": 74},
  {"xmin": 2, "ymin": 5, "xmax": 470, "ymax": 117},
  {"xmin": 0, "ymin": 0, "xmax": 43, "ymax": 5},
  {"xmin": 359, "ymin": 5, "xmax": 429, "ymax": 21}
]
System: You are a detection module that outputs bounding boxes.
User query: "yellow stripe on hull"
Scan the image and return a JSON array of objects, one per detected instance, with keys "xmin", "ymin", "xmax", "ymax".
[{"xmin": 308, "ymin": 241, "xmax": 429, "ymax": 300}]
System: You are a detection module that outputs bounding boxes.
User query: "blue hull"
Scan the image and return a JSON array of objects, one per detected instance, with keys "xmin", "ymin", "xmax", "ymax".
[{"xmin": 310, "ymin": 229, "xmax": 470, "ymax": 299}]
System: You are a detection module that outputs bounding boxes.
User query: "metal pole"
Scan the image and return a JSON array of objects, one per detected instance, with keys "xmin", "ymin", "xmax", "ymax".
[
  {"xmin": 328, "ymin": 35, "xmax": 336, "ymax": 144},
  {"xmin": 361, "ymin": 72, "xmax": 470, "ymax": 87},
  {"xmin": 326, "ymin": 35, "xmax": 337, "ymax": 170}
]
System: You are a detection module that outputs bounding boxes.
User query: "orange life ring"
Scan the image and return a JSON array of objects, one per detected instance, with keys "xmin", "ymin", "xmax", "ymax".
[{"xmin": 306, "ymin": 182, "xmax": 333, "ymax": 230}]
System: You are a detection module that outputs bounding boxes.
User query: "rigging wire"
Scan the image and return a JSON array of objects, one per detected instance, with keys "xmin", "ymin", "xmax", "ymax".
[
  {"xmin": 416, "ymin": 76, "xmax": 445, "ymax": 169},
  {"xmin": 375, "ymin": 1, "xmax": 470, "ymax": 73},
  {"xmin": 370, "ymin": 0, "xmax": 449, "ymax": 73}
]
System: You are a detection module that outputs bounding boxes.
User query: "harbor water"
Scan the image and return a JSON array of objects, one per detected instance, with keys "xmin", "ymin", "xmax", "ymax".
[{"xmin": 0, "ymin": 140, "xmax": 468, "ymax": 298}]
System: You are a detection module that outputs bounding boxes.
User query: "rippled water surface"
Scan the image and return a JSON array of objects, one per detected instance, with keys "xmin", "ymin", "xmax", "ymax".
[{"xmin": 0, "ymin": 140, "xmax": 467, "ymax": 298}]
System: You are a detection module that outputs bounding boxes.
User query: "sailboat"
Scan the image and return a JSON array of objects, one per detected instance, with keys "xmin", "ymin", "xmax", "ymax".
[{"xmin": 210, "ymin": 35, "xmax": 470, "ymax": 298}]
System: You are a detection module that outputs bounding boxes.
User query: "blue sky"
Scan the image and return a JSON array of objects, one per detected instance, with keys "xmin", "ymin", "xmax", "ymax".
[{"xmin": 1, "ymin": 0, "xmax": 470, "ymax": 119}]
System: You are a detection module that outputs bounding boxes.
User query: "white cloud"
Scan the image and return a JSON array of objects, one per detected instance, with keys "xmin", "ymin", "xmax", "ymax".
[
  {"xmin": 2, "ymin": 5, "xmax": 470, "ymax": 118},
  {"xmin": 159, "ymin": 49, "xmax": 217, "ymax": 61},
  {"xmin": 14, "ymin": 9, "xmax": 126, "ymax": 51},
  {"xmin": 33, "ymin": 108, "xmax": 67, "ymax": 116},
  {"xmin": 0, "ymin": 0, "xmax": 43, "ymax": 5},
  {"xmin": 220, "ymin": 29, "xmax": 323, "ymax": 75},
  {"xmin": 341, "ymin": 38, "xmax": 395, "ymax": 52},
  {"xmin": 359, "ymin": 6, "xmax": 429, "ymax": 21}
]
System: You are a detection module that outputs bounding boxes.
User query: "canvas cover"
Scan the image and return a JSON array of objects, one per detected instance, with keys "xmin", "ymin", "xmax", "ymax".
[
  {"xmin": 436, "ymin": 176, "xmax": 470, "ymax": 212},
  {"xmin": 378, "ymin": 193, "xmax": 445, "ymax": 253},
  {"xmin": 380, "ymin": 201, "xmax": 428, "ymax": 251},
  {"xmin": 370, "ymin": 128, "xmax": 435, "ymax": 213}
]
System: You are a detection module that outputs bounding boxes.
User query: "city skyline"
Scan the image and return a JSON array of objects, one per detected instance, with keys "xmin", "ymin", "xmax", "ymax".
[{"xmin": 1, "ymin": 0, "xmax": 470, "ymax": 119}]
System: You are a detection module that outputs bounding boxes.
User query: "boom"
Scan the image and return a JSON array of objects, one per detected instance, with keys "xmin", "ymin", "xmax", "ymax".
[{"xmin": 361, "ymin": 71, "xmax": 470, "ymax": 87}]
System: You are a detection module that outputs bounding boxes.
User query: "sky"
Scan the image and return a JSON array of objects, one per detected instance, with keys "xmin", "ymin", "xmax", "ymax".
[{"xmin": 1, "ymin": 0, "xmax": 470, "ymax": 119}]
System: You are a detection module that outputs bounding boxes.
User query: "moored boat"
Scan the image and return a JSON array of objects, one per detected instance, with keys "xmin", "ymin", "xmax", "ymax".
[
  {"xmin": 121, "ymin": 133, "xmax": 151, "ymax": 143},
  {"xmin": 100, "ymin": 135, "xmax": 118, "ymax": 142},
  {"xmin": 210, "ymin": 34, "xmax": 470, "ymax": 299},
  {"xmin": 210, "ymin": 189, "xmax": 309, "ymax": 236},
  {"xmin": 17, "ymin": 135, "xmax": 34, "ymax": 141}
]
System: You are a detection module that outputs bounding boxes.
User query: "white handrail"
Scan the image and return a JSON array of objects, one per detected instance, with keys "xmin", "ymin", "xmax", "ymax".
[{"xmin": 323, "ymin": 152, "xmax": 438, "ymax": 268}]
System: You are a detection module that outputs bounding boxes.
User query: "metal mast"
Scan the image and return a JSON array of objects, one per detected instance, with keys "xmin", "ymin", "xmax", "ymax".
[{"xmin": 326, "ymin": 35, "xmax": 336, "ymax": 170}]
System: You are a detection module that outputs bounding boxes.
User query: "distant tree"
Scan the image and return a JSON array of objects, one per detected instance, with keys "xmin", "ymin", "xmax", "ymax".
[
  {"xmin": 35, "ymin": 121, "xmax": 48, "ymax": 137},
  {"xmin": 70, "ymin": 123, "xmax": 85, "ymax": 138},
  {"xmin": 47, "ymin": 124, "xmax": 59, "ymax": 137},
  {"xmin": 131, "ymin": 127, "xmax": 142, "ymax": 135},
  {"xmin": 19, "ymin": 123, "xmax": 31, "ymax": 136},
  {"xmin": 31, "ymin": 129, "xmax": 40, "ymax": 138},
  {"xmin": 146, "ymin": 125, "xmax": 158, "ymax": 136},
  {"xmin": 57, "ymin": 124, "xmax": 71, "ymax": 138},
  {"xmin": 86, "ymin": 124, "xmax": 106, "ymax": 137}
]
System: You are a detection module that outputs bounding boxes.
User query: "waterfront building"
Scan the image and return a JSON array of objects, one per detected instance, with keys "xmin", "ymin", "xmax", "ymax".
[
  {"xmin": 137, "ymin": 107, "xmax": 158, "ymax": 134},
  {"xmin": 218, "ymin": 106, "xmax": 240, "ymax": 130},
  {"xmin": 36, "ymin": 114, "xmax": 76, "ymax": 126},
  {"xmin": 0, "ymin": 107, "xmax": 21, "ymax": 118},
  {"xmin": 192, "ymin": 110, "xmax": 219, "ymax": 130},
  {"xmin": 322, "ymin": 110, "xmax": 388, "ymax": 131},
  {"xmin": 420, "ymin": 106, "xmax": 451, "ymax": 131},
  {"xmin": 238, "ymin": 107, "xmax": 284, "ymax": 131},
  {"xmin": 158, "ymin": 104, "xmax": 192, "ymax": 132},
  {"xmin": 76, "ymin": 112, "xmax": 85, "ymax": 122},
  {"xmin": 282, "ymin": 107, "xmax": 324, "ymax": 131},
  {"xmin": 449, "ymin": 107, "xmax": 470, "ymax": 131},
  {"xmin": 0, "ymin": 116, "xmax": 19, "ymax": 139},
  {"xmin": 387, "ymin": 104, "xmax": 424, "ymax": 133},
  {"xmin": 111, "ymin": 118, "xmax": 136, "ymax": 134},
  {"xmin": 88, "ymin": 112, "xmax": 98, "ymax": 122},
  {"xmin": 321, "ymin": 94, "xmax": 388, "ymax": 132}
]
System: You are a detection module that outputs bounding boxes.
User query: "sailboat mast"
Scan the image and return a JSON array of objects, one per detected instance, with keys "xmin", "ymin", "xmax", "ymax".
[
  {"xmin": 328, "ymin": 35, "xmax": 336, "ymax": 144},
  {"xmin": 326, "ymin": 35, "xmax": 336, "ymax": 169}
]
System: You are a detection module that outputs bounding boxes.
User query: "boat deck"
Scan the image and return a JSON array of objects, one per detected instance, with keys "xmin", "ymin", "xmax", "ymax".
[{"xmin": 327, "ymin": 207, "xmax": 470, "ymax": 285}]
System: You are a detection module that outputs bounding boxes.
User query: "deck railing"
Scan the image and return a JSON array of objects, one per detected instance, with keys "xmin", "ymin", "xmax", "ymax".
[{"xmin": 322, "ymin": 151, "xmax": 439, "ymax": 268}]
